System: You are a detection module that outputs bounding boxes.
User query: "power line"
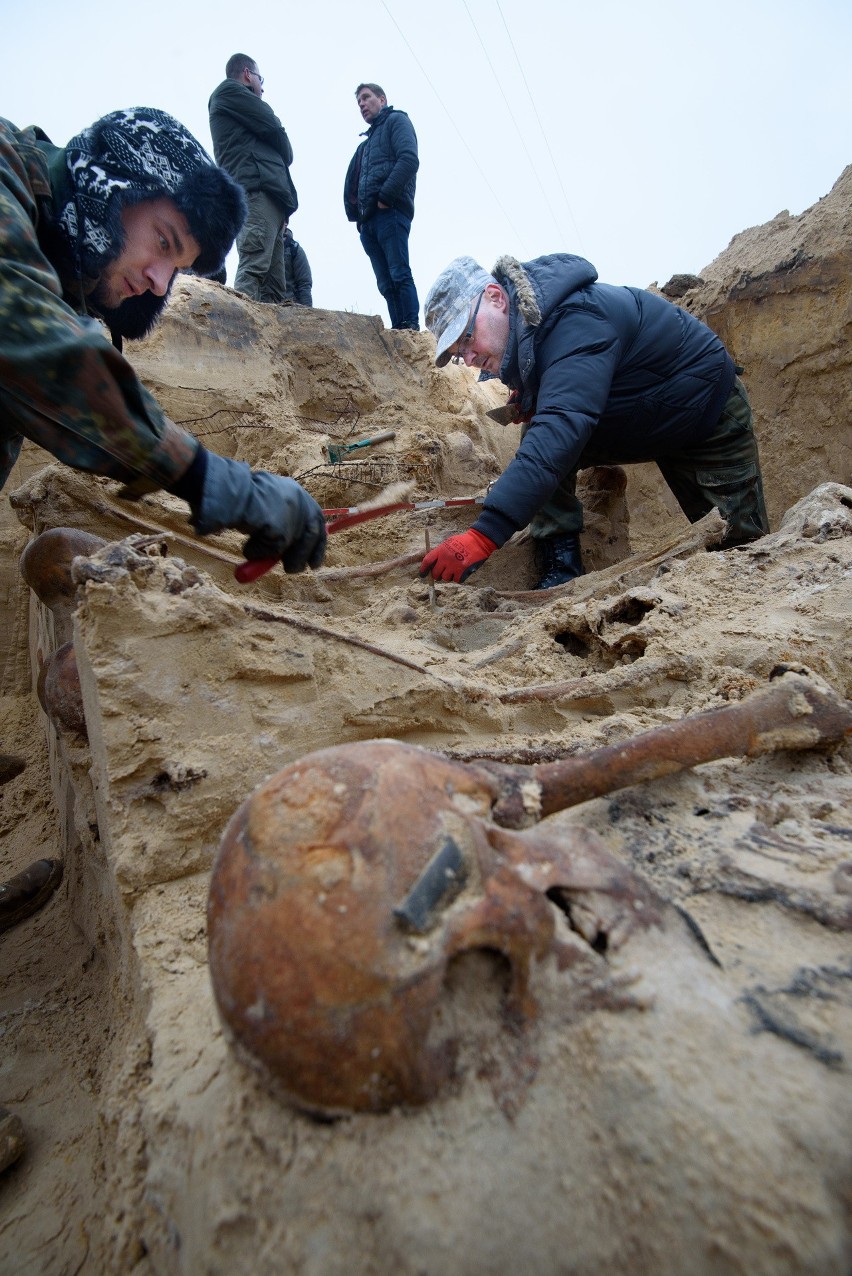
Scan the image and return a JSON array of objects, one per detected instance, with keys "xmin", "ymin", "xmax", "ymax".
[
  {"xmin": 495, "ymin": 0, "xmax": 584, "ymax": 248},
  {"xmin": 379, "ymin": 0, "xmax": 527, "ymax": 243},
  {"xmin": 460, "ymin": 0, "xmax": 564, "ymax": 249}
]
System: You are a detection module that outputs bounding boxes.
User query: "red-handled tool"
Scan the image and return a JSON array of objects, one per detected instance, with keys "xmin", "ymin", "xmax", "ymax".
[{"xmin": 234, "ymin": 495, "xmax": 484, "ymax": 583}]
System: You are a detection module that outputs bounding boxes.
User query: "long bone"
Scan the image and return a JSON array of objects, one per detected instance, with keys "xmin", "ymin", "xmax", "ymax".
[
  {"xmin": 207, "ymin": 666, "xmax": 852, "ymax": 1116},
  {"xmin": 480, "ymin": 665, "xmax": 852, "ymax": 828}
]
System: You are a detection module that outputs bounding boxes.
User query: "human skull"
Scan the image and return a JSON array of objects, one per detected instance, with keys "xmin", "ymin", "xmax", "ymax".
[{"xmin": 207, "ymin": 740, "xmax": 662, "ymax": 1116}]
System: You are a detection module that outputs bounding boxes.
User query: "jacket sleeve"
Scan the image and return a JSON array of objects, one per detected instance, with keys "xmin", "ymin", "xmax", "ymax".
[
  {"xmin": 473, "ymin": 309, "xmax": 621, "ymax": 546},
  {"xmin": 292, "ymin": 245, "xmax": 313, "ymax": 306},
  {"xmin": 378, "ymin": 114, "xmax": 419, "ymax": 209},
  {"xmin": 343, "ymin": 146, "xmax": 363, "ymax": 223},
  {"xmin": 0, "ymin": 149, "xmax": 198, "ymax": 493},
  {"xmin": 210, "ymin": 82, "xmax": 294, "ymax": 166}
]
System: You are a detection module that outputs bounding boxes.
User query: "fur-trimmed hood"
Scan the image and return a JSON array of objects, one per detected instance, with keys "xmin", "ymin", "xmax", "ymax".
[
  {"xmin": 492, "ymin": 254, "xmax": 544, "ymax": 327},
  {"xmin": 492, "ymin": 253, "xmax": 598, "ymax": 403},
  {"xmin": 492, "ymin": 253, "xmax": 597, "ymax": 326}
]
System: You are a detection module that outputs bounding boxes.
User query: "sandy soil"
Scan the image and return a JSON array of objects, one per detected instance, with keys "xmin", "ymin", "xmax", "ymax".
[{"xmin": 1, "ymin": 170, "xmax": 851, "ymax": 1275}]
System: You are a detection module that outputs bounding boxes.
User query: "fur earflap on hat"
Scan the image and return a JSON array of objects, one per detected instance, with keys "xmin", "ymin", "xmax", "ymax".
[
  {"xmin": 57, "ymin": 107, "xmax": 246, "ymax": 280},
  {"xmin": 168, "ymin": 162, "xmax": 247, "ymax": 277}
]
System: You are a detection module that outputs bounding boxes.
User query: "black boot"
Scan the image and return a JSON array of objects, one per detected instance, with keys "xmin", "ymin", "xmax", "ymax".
[
  {"xmin": 0, "ymin": 753, "xmax": 25, "ymax": 785},
  {"xmin": 534, "ymin": 534, "xmax": 584, "ymax": 589}
]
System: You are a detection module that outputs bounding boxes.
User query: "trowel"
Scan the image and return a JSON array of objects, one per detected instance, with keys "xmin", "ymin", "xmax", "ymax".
[
  {"xmin": 325, "ymin": 430, "xmax": 396, "ymax": 464},
  {"xmin": 486, "ymin": 402, "xmax": 522, "ymax": 426}
]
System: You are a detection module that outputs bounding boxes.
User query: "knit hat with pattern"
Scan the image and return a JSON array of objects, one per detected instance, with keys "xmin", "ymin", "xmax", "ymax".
[{"xmin": 58, "ymin": 106, "xmax": 246, "ymax": 279}]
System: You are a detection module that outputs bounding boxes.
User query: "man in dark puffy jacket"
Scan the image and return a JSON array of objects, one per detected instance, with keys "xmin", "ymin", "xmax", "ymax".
[
  {"xmin": 344, "ymin": 83, "xmax": 419, "ymax": 330},
  {"xmin": 420, "ymin": 254, "xmax": 768, "ymax": 589},
  {"xmin": 208, "ymin": 53, "xmax": 298, "ymax": 302}
]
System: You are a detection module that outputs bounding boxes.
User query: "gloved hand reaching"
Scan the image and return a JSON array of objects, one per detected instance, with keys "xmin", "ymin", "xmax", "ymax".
[
  {"xmin": 419, "ymin": 529, "xmax": 498, "ymax": 583},
  {"xmin": 192, "ymin": 453, "xmax": 327, "ymax": 573}
]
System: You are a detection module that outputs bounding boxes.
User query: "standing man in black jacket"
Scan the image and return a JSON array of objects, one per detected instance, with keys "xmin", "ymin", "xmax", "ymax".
[
  {"xmin": 209, "ymin": 53, "xmax": 298, "ymax": 302},
  {"xmin": 344, "ymin": 83, "xmax": 420, "ymax": 330}
]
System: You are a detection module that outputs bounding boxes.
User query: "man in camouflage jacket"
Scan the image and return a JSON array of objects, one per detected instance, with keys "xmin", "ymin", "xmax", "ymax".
[
  {"xmin": 0, "ymin": 107, "xmax": 326, "ymax": 567},
  {"xmin": 0, "ymin": 107, "xmax": 327, "ymax": 941}
]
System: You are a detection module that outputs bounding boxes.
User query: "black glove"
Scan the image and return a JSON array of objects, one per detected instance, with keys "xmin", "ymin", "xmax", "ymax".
[{"xmin": 192, "ymin": 453, "xmax": 326, "ymax": 573}]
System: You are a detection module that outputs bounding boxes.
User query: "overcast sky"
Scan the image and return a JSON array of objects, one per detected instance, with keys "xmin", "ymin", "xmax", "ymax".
[{"xmin": 6, "ymin": 0, "xmax": 850, "ymax": 322}]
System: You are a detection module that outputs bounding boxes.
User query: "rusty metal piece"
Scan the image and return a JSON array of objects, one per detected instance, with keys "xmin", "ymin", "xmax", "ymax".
[
  {"xmin": 393, "ymin": 835, "xmax": 467, "ymax": 933},
  {"xmin": 36, "ymin": 643, "xmax": 87, "ymax": 740},
  {"xmin": 486, "ymin": 402, "xmax": 523, "ymax": 426},
  {"xmin": 19, "ymin": 528, "xmax": 106, "ymax": 612},
  {"xmin": 484, "ymin": 667, "xmax": 852, "ymax": 828}
]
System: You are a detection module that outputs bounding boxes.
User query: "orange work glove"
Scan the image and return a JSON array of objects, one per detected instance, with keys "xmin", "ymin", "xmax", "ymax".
[{"xmin": 419, "ymin": 529, "xmax": 498, "ymax": 583}]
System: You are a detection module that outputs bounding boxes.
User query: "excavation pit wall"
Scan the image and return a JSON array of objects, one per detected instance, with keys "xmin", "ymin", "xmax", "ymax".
[
  {"xmin": 7, "ymin": 472, "xmax": 852, "ymax": 1275},
  {"xmin": 2, "ymin": 165, "xmax": 852, "ymax": 1271}
]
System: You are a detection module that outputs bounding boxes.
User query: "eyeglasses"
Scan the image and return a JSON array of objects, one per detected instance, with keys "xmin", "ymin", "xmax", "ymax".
[
  {"xmin": 249, "ymin": 69, "xmax": 264, "ymax": 86},
  {"xmin": 451, "ymin": 292, "xmax": 483, "ymax": 364}
]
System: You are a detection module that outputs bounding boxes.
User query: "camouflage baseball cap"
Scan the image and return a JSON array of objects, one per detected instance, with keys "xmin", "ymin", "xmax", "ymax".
[{"xmin": 425, "ymin": 256, "xmax": 496, "ymax": 367}]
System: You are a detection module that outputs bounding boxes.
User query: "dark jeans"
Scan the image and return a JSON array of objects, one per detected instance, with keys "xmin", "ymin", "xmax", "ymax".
[
  {"xmin": 359, "ymin": 208, "xmax": 420, "ymax": 329},
  {"xmin": 530, "ymin": 378, "xmax": 769, "ymax": 548}
]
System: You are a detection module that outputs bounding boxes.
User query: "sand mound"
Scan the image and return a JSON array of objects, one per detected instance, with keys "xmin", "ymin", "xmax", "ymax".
[{"xmin": 1, "ymin": 169, "xmax": 851, "ymax": 1275}]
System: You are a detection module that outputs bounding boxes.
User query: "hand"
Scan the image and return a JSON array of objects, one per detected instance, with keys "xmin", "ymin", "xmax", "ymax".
[
  {"xmin": 193, "ymin": 454, "xmax": 327, "ymax": 573},
  {"xmin": 507, "ymin": 390, "xmax": 534, "ymax": 425},
  {"xmin": 419, "ymin": 529, "xmax": 498, "ymax": 583}
]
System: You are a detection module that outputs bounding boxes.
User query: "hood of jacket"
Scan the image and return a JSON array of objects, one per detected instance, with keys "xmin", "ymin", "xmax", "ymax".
[{"xmin": 493, "ymin": 253, "xmax": 598, "ymax": 406}]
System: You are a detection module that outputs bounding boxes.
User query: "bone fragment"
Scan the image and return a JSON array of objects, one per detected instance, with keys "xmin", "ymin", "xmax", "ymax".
[
  {"xmin": 484, "ymin": 667, "xmax": 852, "ymax": 828},
  {"xmin": 496, "ymin": 508, "xmax": 727, "ymax": 604}
]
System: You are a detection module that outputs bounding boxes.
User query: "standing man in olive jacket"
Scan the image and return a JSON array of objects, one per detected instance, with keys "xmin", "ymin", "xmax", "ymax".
[
  {"xmin": 209, "ymin": 53, "xmax": 298, "ymax": 302},
  {"xmin": 344, "ymin": 83, "xmax": 420, "ymax": 330}
]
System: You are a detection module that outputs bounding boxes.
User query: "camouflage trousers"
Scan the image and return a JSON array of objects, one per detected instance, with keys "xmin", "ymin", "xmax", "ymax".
[{"xmin": 530, "ymin": 378, "xmax": 769, "ymax": 548}]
